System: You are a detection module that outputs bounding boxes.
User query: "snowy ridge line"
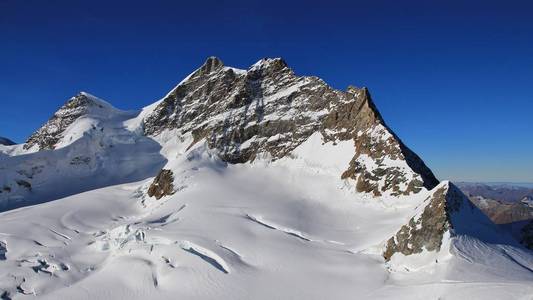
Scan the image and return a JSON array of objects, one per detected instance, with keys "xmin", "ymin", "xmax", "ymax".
[
  {"xmin": 47, "ymin": 228, "xmax": 72, "ymax": 241},
  {"xmin": 245, "ymin": 213, "xmax": 348, "ymax": 247},
  {"xmin": 245, "ymin": 214, "xmax": 313, "ymax": 242},
  {"xmin": 178, "ymin": 240, "xmax": 230, "ymax": 274}
]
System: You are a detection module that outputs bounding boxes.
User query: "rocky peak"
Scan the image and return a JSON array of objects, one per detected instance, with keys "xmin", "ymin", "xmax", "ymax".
[
  {"xmin": 383, "ymin": 181, "xmax": 459, "ymax": 260},
  {"xmin": 192, "ymin": 56, "xmax": 225, "ymax": 78},
  {"xmin": 337, "ymin": 87, "xmax": 438, "ymax": 195},
  {"xmin": 24, "ymin": 92, "xmax": 116, "ymax": 150},
  {"xmin": 382, "ymin": 181, "xmax": 502, "ymax": 261},
  {"xmin": 143, "ymin": 57, "xmax": 438, "ymax": 196},
  {"xmin": 65, "ymin": 92, "xmax": 108, "ymax": 109},
  {"xmin": 249, "ymin": 58, "xmax": 289, "ymax": 73}
]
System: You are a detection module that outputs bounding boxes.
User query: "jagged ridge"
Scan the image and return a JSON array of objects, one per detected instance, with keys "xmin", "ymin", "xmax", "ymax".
[
  {"xmin": 143, "ymin": 57, "xmax": 438, "ymax": 196},
  {"xmin": 18, "ymin": 56, "xmax": 438, "ymax": 197},
  {"xmin": 382, "ymin": 181, "xmax": 513, "ymax": 261}
]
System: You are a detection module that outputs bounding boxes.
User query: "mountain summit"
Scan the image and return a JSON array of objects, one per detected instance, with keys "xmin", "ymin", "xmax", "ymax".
[
  {"xmin": 143, "ymin": 57, "xmax": 438, "ymax": 196},
  {"xmin": 0, "ymin": 57, "xmax": 531, "ymax": 299},
  {"xmin": 24, "ymin": 92, "xmax": 124, "ymax": 151}
]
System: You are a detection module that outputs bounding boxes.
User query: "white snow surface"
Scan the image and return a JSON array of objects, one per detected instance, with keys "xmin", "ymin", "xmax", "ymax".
[
  {"xmin": 0, "ymin": 99, "xmax": 166, "ymax": 210},
  {"xmin": 1, "ymin": 86, "xmax": 532, "ymax": 299},
  {"xmin": 0, "ymin": 124, "xmax": 532, "ymax": 299}
]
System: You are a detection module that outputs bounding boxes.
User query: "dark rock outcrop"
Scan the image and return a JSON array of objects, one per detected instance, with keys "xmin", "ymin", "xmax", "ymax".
[
  {"xmin": 143, "ymin": 57, "xmax": 438, "ymax": 196},
  {"xmin": 383, "ymin": 182, "xmax": 463, "ymax": 261},
  {"xmin": 147, "ymin": 169, "xmax": 174, "ymax": 200},
  {"xmin": 383, "ymin": 181, "xmax": 509, "ymax": 261},
  {"xmin": 383, "ymin": 182, "xmax": 476, "ymax": 261},
  {"xmin": 15, "ymin": 180, "xmax": 31, "ymax": 191}
]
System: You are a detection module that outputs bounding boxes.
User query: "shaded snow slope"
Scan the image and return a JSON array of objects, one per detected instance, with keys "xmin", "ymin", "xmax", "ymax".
[{"xmin": 0, "ymin": 137, "xmax": 15, "ymax": 146}]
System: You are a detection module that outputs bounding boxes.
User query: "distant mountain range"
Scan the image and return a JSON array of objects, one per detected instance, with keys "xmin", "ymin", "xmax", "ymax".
[
  {"xmin": 456, "ymin": 182, "xmax": 533, "ymax": 202},
  {"xmin": 0, "ymin": 136, "xmax": 15, "ymax": 146},
  {"xmin": 456, "ymin": 181, "xmax": 533, "ymax": 224}
]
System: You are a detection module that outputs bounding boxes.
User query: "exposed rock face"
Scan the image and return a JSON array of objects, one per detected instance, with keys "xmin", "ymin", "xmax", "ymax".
[
  {"xmin": 143, "ymin": 57, "xmax": 438, "ymax": 196},
  {"xmin": 383, "ymin": 182, "xmax": 464, "ymax": 261},
  {"xmin": 24, "ymin": 92, "xmax": 110, "ymax": 150},
  {"xmin": 15, "ymin": 180, "xmax": 31, "ymax": 191},
  {"xmin": 147, "ymin": 169, "xmax": 174, "ymax": 200}
]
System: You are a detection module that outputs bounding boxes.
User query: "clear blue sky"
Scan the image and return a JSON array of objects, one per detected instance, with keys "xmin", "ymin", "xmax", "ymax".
[{"xmin": 1, "ymin": 0, "xmax": 532, "ymax": 182}]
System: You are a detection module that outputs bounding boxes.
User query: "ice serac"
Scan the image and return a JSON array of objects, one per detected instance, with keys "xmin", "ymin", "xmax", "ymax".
[
  {"xmin": 24, "ymin": 92, "xmax": 120, "ymax": 151},
  {"xmin": 383, "ymin": 181, "xmax": 503, "ymax": 261},
  {"xmin": 143, "ymin": 56, "xmax": 438, "ymax": 196}
]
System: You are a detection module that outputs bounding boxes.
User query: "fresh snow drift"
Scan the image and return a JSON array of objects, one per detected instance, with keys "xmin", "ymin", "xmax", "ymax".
[{"xmin": 0, "ymin": 57, "xmax": 531, "ymax": 299}]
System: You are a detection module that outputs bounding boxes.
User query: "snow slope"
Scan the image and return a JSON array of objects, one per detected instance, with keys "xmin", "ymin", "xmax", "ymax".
[
  {"xmin": 0, "ymin": 57, "xmax": 531, "ymax": 299},
  {"xmin": 0, "ymin": 135, "xmax": 531, "ymax": 300},
  {"xmin": 0, "ymin": 93, "xmax": 166, "ymax": 211}
]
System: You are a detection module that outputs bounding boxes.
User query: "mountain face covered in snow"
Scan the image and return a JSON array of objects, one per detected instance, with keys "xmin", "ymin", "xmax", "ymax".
[
  {"xmin": 143, "ymin": 57, "xmax": 438, "ymax": 196},
  {"xmin": 0, "ymin": 92, "xmax": 166, "ymax": 210},
  {"xmin": 0, "ymin": 57, "xmax": 532, "ymax": 299},
  {"xmin": 23, "ymin": 92, "xmax": 125, "ymax": 151}
]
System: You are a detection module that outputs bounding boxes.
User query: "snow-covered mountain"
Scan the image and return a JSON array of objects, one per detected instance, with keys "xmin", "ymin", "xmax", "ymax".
[
  {"xmin": 0, "ymin": 57, "xmax": 531, "ymax": 299},
  {"xmin": 0, "ymin": 92, "xmax": 166, "ymax": 211}
]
